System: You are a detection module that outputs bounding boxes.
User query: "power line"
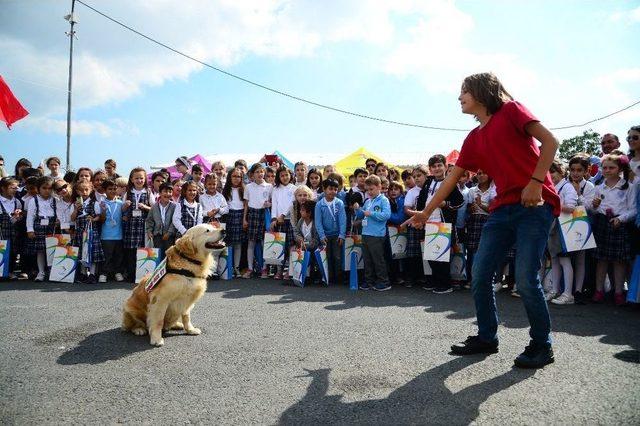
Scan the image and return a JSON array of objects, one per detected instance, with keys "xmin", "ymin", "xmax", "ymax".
[{"xmin": 76, "ymin": 0, "xmax": 640, "ymax": 133}]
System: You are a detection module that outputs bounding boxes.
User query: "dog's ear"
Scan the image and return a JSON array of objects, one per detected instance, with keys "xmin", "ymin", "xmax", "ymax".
[{"xmin": 174, "ymin": 233, "xmax": 197, "ymax": 258}]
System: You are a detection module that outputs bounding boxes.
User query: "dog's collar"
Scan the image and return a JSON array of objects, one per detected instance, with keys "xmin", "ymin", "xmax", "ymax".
[
  {"xmin": 175, "ymin": 249, "xmax": 203, "ymax": 266},
  {"xmin": 166, "ymin": 268, "xmax": 207, "ymax": 280}
]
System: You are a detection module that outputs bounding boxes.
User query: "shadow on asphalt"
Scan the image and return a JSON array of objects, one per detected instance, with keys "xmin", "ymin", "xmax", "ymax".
[
  {"xmin": 208, "ymin": 279, "xmax": 640, "ymax": 363},
  {"xmin": 278, "ymin": 355, "xmax": 535, "ymax": 424},
  {"xmin": 58, "ymin": 328, "xmax": 153, "ymax": 365}
]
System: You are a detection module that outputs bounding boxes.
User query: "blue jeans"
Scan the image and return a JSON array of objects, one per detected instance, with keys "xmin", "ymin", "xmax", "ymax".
[{"xmin": 471, "ymin": 203, "xmax": 554, "ymax": 346}]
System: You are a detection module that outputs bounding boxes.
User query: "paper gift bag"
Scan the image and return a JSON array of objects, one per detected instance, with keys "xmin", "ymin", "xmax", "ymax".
[
  {"xmin": 0, "ymin": 240, "xmax": 10, "ymax": 278},
  {"xmin": 450, "ymin": 243, "xmax": 467, "ymax": 281},
  {"xmin": 46, "ymin": 234, "xmax": 71, "ymax": 267},
  {"xmin": 289, "ymin": 249, "xmax": 310, "ymax": 287},
  {"xmin": 314, "ymin": 246, "xmax": 329, "ymax": 285},
  {"xmin": 263, "ymin": 231, "xmax": 286, "ymax": 265},
  {"xmin": 80, "ymin": 222, "xmax": 93, "ymax": 266},
  {"xmin": 627, "ymin": 255, "xmax": 640, "ymax": 303},
  {"xmin": 217, "ymin": 246, "xmax": 234, "ymax": 280},
  {"xmin": 342, "ymin": 235, "xmax": 364, "ymax": 271},
  {"xmin": 558, "ymin": 206, "xmax": 597, "ymax": 252},
  {"xmin": 422, "ymin": 222, "xmax": 452, "ymax": 263},
  {"xmin": 135, "ymin": 247, "xmax": 163, "ymax": 283},
  {"xmin": 49, "ymin": 246, "xmax": 79, "ymax": 283},
  {"xmin": 420, "ymin": 241, "xmax": 432, "ymax": 276},
  {"xmin": 388, "ymin": 225, "xmax": 408, "ymax": 259}
]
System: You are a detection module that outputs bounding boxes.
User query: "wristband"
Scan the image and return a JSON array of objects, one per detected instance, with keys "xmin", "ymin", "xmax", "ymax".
[{"xmin": 531, "ymin": 176, "xmax": 544, "ymax": 184}]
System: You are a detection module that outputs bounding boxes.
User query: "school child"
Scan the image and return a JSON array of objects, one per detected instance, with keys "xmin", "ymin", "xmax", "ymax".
[
  {"xmin": 242, "ymin": 163, "xmax": 272, "ymax": 278},
  {"xmin": 292, "ymin": 199, "xmax": 322, "ymax": 284},
  {"xmin": 270, "ymin": 166, "xmax": 296, "ymax": 279},
  {"xmin": 289, "ymin": 185, "xmax": 314, "ymax": 235},
  {"xmin": 348, "ymin": 174, "xmax": 356, "ymax": 189},
  {"xmin": 115, "ymin": 177, "xmax": 128, "ymax": 199},
  {"xmin": 589, "ymin": 154, "xmax": 637, "ymax": 306},
  {"xmin": 354, "ymin": 175, "xmax": 391, "ymax": 291},
  {"xmin": 145, "ymin": 182, "xmax": 177, "ymax": 253},
  {"xmin": 265, "ymin": 167, "xmax": 276, "ymax": 185},
  {"xmin": 222, "ymin": 168, "xmax": 245, "ymax": 276},
  {"xmin": 191, "ymin": 164, "xmax": 205, "ymax": 194},
  {"xmin": 212, "ymin": 161, "xmax": 226, "ymax": 191},
  {"xmin": 389, "ymin": 168, "xmax": 400, "ymax": 182},
  {"xmin": 45, "ymin": 157, "xmax": 63, "ymax": 179},
  {"xmin": 71, "ymin": 180, "xmax": 104, "ymax": 283},
  {"xmin": 150, "ymin": 171, "xmax": 167, "ymax": 198},
  {"xmin": 97, "ymin": 179, "xmax": 124, "ymax": 282},
  {"xmin": 104, "ymin": 159, "xmax": 120, "ymax": 180},
  {"xmin": 234, "ymin": 159, "xmax": 250, "ymax": 185},
  {"xmin": 567, "ymin": 155, "xmax": 595, "ymax": 302},
  {"xmin": 122, "ymin": 167, "xmax": 155, "ymax": 281},
  {"xmin": 0, "ymin": 177, "xmax": 26, "ymax": 279},
  {"xmin": 73, "ymin": 167, "xmax": 93, "ymax": 184},
  {"xmin": 173, "ymin": 181, "xmax": 203, "ymax": 238},
  {"xmin": 413, "ymin": 154, "xmax": 464, "ymax": 294},
  {"xmin": 387, "ymin": 181, "xmax": 406, "ymax": 285},
  {"xmin": 315, "ymin": 178, "xmax": 347, "ymax": 285},
  {"xmin": 401, "ymin": 169, "xmax": 415, "ymax": 193},
  {"xmin": 294, "ymin": 161, "xmax": 308, "ymax": 186},
  {"xmin": 25, "ymin": 177, "xmax": 59, "ymax": 281},
  {"xmin": 305, "ymin": 168, "xmax": 323, "ymax": 197},
  {"xmin": 200, "ymin": 173, "xmax": 229, "ymax": 224},
  {"xmin": 403, "ymin": 165, "xmax": 428, "ymax": 287},
  {"xmin": 322, "ymin": 164, "xmax": 336, "ymax": 179},
  {"xmin": 464, "ymin": 170, "xmax": 496, "ymax": 286},
  {"xmin": 374, "ymin": 163, "xmax": 389, "ymax": 179},
  {"xmin": 627, "ymin": 126, "xmax": 640, "ymax": 181},
  {"xmin": 175, "ymin": 156, "xmax": 192, "ymax": 182},
  {"xmin": 365, "ymin": 158, "xmax": 378, "ymax": 175},
  {"xmin": 546, "ymin": 160, "xmax": 578, "ymax": 304},
  {"xmin": 53, "ymin": 179, "xmax": 74, "ymax": 236},
  {"xmin": 407, "ymin": 72, "xmax": 561, "ymax": 368},
  {"xmin": 92, "ymin": 170, "xmax": 107, "ymax": 202},
  {"xmin": 380, "ymin": 177, "xmax": 390, "ymax": 196},
  {"xmin": 21, "ymin": 176, "xmax": 38, "ymax": 210},
  {"xmin": 346, "ymin": 168, "xmax": 368, "ymax": 234},
  {"xmin": 171, "ymin": 179, "xmax": 183, "ymax": 203}
]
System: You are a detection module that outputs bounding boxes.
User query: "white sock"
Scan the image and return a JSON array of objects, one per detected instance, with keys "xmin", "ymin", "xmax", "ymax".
[
  {"xmin": 233, "ymin": 243, "xmax": 242, "ymax": 268},
  {"xmin": 551, "ymin": 257, "xmax": 562, "ymax": 294},
  {"xmin": 559, "ymin": 257, "xmax": 573, "ymax": 296},
  {"xmin": 247, "ymin": 241, "xmax": 256, "ymax": 271},
  {"xmin": 37, "ymin": 251, "xmax": 46, "ymax": 274}
]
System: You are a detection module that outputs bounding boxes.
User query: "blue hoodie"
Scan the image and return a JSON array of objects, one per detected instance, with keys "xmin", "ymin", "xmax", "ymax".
[
  {"xmin": 387, "ymin": 195, "xmax": 406, "ymax": 226},
  {"xmin": 315, "ymin": 196, "xmax": 347, "ymax": 240},
  {"xmin": 355, "ymin": 194, "xmax": 391, "ymax": 237}
]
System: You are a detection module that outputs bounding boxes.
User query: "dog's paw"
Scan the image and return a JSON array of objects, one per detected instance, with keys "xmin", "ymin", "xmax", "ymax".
[
  {"xmin": 150, "ymin": 337, "xmax": 165, "ymax": 347},
  {"xmin": 131, "ymin": 327, "xmax": 147, "ymax": 336},
  {"xmin": 186, "ymin": 327, "xmax": 201, "ymax": 335}
]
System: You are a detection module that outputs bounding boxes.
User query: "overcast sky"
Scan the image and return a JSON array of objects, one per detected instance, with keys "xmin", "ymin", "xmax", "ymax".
[{"xmin": 1, "ymin": 0, "xmax": 639, "ymax": 173}]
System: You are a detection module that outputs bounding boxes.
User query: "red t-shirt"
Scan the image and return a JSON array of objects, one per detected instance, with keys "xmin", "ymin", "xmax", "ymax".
[{"xmin": 456, "ymin": 100, "xmax": 560, "ymax": 216}]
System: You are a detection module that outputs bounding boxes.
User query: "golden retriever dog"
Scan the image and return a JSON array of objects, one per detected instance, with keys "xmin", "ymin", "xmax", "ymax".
[{"xmin": 121, "ymin": 224, "xmax": 225, "ymax": 346}]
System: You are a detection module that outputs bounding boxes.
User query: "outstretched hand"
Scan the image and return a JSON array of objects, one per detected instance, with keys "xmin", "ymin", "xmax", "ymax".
[{"xmin": 402, "ymin": 210, "xmax": 429, "ymax": 229}]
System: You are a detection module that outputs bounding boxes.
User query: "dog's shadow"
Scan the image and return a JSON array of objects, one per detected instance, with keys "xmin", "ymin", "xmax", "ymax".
[{"xmin": 57, "ymin": 328, "xmax": 155, "ymax": 365}]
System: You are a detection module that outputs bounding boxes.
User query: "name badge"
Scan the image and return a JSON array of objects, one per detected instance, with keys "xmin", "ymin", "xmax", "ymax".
[
  {"xmin": 132, "ymin": 209, "xmax": 142, "ymax": 217},
  {"xmin": 61, "ymin": 222, "xmax": 70, "ymax": 230},
  {"xmin": 40, "ymin": 218, "xmax": 50, "ymax": 226}
]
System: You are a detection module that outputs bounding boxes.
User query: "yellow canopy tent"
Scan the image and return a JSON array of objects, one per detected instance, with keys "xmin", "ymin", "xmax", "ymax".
[{"xmin": 334, "ymin": 147, "xmax": 404, "ymax": 184}]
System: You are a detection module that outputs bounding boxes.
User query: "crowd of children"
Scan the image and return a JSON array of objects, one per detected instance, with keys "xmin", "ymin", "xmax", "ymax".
[{"xmin": 1, "ymin": 127, "xmax": 639, "ymax": 304}]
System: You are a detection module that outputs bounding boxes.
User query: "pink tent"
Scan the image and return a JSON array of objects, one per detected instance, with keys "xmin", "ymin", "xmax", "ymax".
[{"xmin": 157, "ymin": 154, "xmax": 213, "ymax": 181}]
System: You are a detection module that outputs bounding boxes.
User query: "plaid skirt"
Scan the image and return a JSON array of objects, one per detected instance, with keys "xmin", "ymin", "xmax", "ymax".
[
  {"xmin": 274, "ymin": 219, "xmax": 294, "ymax": 254},
  {"xmin": 465, "ymin": 214, "xmax": 488, "ymax": 252},
  {"xmin": 247, "ymin": 207, "xmax": 266, "ymax": 242},
  {"xmin": 25, "ymin": 217, "xmax": 56, "ymax": 254},
  {"xmin": 72, "ymin": 216, "xmax": 105, "ymax": 263},
  {"xmin": 123, "ymin": 215, "xmax": 146, "ymax": 249},
  {"xmin": 406, "ymin": 226, "xmax": 425, "ymax": 258},
  {"xmin": 593, "ymin": 213, "xmax": 632, "ymax": 260},
  {"xmin": 225, "ymin": 209, "xmax": 245, "ymax": 245},
  {"xmin": 0, "ymin": 213, "xmax": 21, "ymax": 256}
]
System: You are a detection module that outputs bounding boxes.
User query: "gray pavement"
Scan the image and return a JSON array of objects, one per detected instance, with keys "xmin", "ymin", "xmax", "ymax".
[{"xmin": 0, "ymin": 279, "xmax": 638, "ymax": 425}]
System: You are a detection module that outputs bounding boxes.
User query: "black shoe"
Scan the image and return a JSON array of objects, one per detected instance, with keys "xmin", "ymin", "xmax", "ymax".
[
  {"xmin": 514, "ymin": 341, "xmax": 554, "ymax": 369},
  {"xmin": 359, "ymin": 283, "xmax": 372, "ymax": 290},
  {"xmin": 373, "ymin": 283, "xmax": 392, "ymax": 292},
  {"xmin": 422, "ymin": 284, "xmax": 435, "ymax": 291},
  {"xmin": 451, "ymin": 336, "xmax": 499, "ymax": 355},
  {"xmin": 433, "ymin": 287, "xmax": 453, "ymax": 294}
]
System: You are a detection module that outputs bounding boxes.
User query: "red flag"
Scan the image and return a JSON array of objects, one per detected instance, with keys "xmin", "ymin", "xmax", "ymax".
[{"xmin": 0, "ymin": 76, "xmax": 29, "ymax": 129}]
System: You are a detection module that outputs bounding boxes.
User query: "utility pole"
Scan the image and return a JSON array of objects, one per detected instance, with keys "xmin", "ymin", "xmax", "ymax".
[{"xmin": 64, "ymin": 0, "xmax": 77, "ymax": 171}]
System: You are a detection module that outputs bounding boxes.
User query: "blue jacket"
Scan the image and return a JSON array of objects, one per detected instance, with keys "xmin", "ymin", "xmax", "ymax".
[
  {"xmin": 355, "ymin": 194, "xmax": 391, "ymax": 237},
  {"xmin": 387, "ymin": 195, "xmax": 406, "ymax": 226},
  {"xmin": 315, "ymin": 197, "xmax": 347, "ymax": 240}
]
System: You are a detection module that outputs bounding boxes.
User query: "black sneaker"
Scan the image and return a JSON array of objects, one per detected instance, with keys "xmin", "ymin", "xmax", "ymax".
[
  {"xmin": 451, "ymin": 336, "xmax": 499, "ymax": 355},
  {"xmin": 358, "ymin": 283, "xmax": 372, "ymax": 290},
  {"xmin": 514, "ymin": 341, "xmax": 554, "ymax": 369},
  {"xmin": 373, "ymin": 283, "xmax": 392, "ymax": 292},
  {"xmin": 422, "ymin": 284, "xmax": 435, "ymax": 291},
  {"xmin": 433, "ymin": 287, "xmax": 453, "ymax": 294}
]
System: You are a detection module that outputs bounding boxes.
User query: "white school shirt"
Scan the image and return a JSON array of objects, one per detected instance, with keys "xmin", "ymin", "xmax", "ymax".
[
  {"xmin": 129, "ymin": 188, "xmax": 156, "ymax": 208},
  {"xmin": 200, "ymin": 192, "xmax": 229, "ymax": 219},
  {"xmin": 228, "ymin": 188, "xmax": 244, "ymax": 210},
  {"xmin": 591, "ymin": 179, "xmax": 637, "ymax": 222},
  {"xmin": 0, "ymin": 195, "xmax": 19, "ymax": 216},
  {"xmin": 301, "ymin": 220, "xmax": 313, "ymax": 241},
  {"xmin": 172, "ymin": 200, "xmax": 203, "ymax": 235},
  {"xmin": 56, "ymin": 199, "xmax": 74, "ymax": 230},
  {"xmin": 425, "ymin": 179, "xmax": 444, "ymax": 222},
  {"xmin": 21, "ymin": 194, "xmax": 33, "ymax": 212},
  {"xmin": 403, "ymin": 186, "xmax": 421, "ymax": 209},
  {"xmin": 466, "ymin": 184, "xmax": 497, "ymax": 216},
  {"xmin": 244, "ymin": 181, "xmax": 272, "ymax": 209},
  {"xmin": 271, "ymin": 183, "xmax": 296, "ymax": 219},
  {"xmin": 94, "ymin": 191, "xmax": 107, "ymax": 203},
  {"xmin": 630, "ymin": 159, "xmax": 640, "ymax": 183},
  {"xmin": 576, "ymin": 179, "xmax": 595, "ymax": 207},
  {"xmin": 26, "ymin": 195, "xmax": 56, "ymax": 232},
  {"xmin": 554, "ymin": 178, "xmax": 578, "ymax": 209}
]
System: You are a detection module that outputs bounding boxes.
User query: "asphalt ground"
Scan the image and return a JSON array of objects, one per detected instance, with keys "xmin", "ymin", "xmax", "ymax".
[{"xmin": 0, "ymin": 278, "xmax": 638, "ymax": 425}]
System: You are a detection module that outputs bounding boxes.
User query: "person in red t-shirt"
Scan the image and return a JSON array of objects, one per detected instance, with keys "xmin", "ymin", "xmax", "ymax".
[{"xmin": 405, "ymin": 72, "xmax": 560, "ymax": 369}]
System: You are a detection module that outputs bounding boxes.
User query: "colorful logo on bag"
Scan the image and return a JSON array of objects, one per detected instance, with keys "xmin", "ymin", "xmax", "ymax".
[
  {"xmin": 53, "ymin": 246, "xmax": 78, "ymax": 280},
  {"xmin": 138, "ymin": 248, "xmax": 159, "ymax": 267},
  {"xmin": 291, "ymin": 250, "xmax": 305, "ymax": 280},
  {"xmin": 389, "ymin": 226, "xmax": 407, "ymax": 249},
  {"xmin": 424, "ymin": 223, "xmax": 452, "ymax": 260},
  {"xmin": 264, "ymin": 232, "xmax": 286, "ymax": 259},
  {"xmin": 0, "ymin": 241, "xmax": 7, "ymax": 276},
  {"xmin": 560, "ymin": 207, "xmax": 593, "ymax": 249},
  {"xmin": 46, "ymin": 234, "xmax": 70, "ymax": 251}
]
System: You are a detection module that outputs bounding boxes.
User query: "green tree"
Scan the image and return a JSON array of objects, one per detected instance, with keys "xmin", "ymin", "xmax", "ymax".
[{"xmin": 558, "ymin": 129, "xmax": 601, "ymax": 160}]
